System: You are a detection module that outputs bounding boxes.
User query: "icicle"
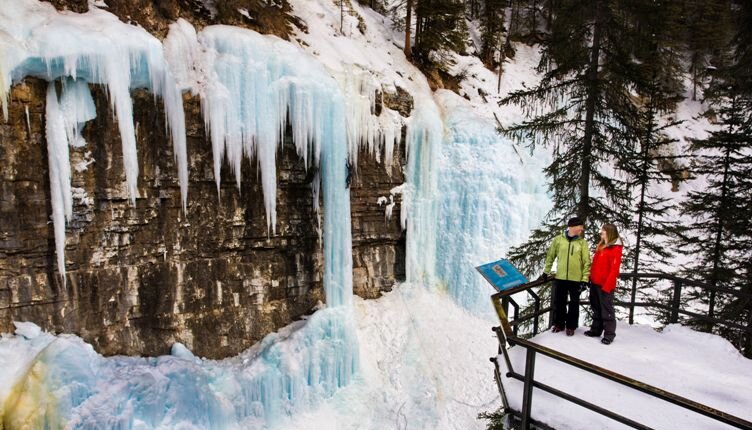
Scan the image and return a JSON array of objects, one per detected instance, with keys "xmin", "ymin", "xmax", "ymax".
[
  {"xmin": 330, "ymin": 66, "xmax": 403, "ymax": 172},
  {"xmin": 0, "ymin": 45, "xmax": 7, "ymax": 122},
  {"xmin": 44, "ymin": 83, "xmax": 72, "ymax": 286},
  {"xmin": 59, "ymin": 78, "xmax": 95, "ymax": 147},
  {"xmin": 163, "ymin": 72, "xmax": 189, "ymax": 211},
  {"xmin": 24, "ymin": 105, "xmax": 30, "ymax": 134}
]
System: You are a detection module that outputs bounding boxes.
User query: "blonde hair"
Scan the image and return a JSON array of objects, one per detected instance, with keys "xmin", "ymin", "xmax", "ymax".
[{"xmin": 597, "ymin": 223, "xmax": 619, "ymax": 252}]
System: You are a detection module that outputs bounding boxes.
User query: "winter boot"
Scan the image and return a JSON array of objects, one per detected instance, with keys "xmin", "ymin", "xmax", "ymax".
[
  {"xmin": 552, "ymin": 325, "xmax": 565, "ymax": 333},
  {"xmin": 584, "ymin": 330, "xmax": 600, "ymax": 337},
  {"xmin": 566, "ymin": 328, "xmax": 575, "ymax": 336}
]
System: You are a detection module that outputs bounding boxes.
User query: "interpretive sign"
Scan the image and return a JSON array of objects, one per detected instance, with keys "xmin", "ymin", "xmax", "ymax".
[{"xmin": 475, "ymin": 259, "xmax": 528, "ymax": 292}]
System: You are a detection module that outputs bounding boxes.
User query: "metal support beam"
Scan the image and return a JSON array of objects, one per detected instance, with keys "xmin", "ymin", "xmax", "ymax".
[{"xmin": 520, "ymin": 348, "xmax": 536, "ymax": 429}]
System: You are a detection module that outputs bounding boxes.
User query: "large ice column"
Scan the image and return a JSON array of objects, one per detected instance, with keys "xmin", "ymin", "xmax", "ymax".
[
  {"xmin": 1, "ymin": 0, "xmax": 190, "ymax": 279},
  {"xmin": 403, "ymin": 100, "xmax": 444, "ymax": 284},
  {"xmin": 169, "ymin": 22, "xmax": 357, "ymax": 306},
  {"xmin": 433, "ymin": 91, "xmax": 551, "ymax": 313}
]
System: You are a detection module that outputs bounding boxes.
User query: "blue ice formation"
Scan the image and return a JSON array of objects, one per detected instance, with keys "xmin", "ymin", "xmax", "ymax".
[
  {"xmin": 433, "ymin": 92, "xmax": 550, "ymax": 313},
  {"xmin": 1, "ymin": 309, "xmax": 356, "ymax": 429},
  {"xmin": 402, "ymin": 101, "xmax": 444, "ymax": 284}
]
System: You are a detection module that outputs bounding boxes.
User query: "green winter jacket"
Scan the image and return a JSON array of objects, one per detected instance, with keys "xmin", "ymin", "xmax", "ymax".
[{"xmin": 543, "ymin": 231, "xmax": 592, "ymax": 282}]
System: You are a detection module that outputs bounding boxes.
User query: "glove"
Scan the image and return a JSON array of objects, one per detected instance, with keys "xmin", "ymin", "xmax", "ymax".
[
  {"xmin": 537, "ymin": 273, "xmax": 551, "ymax": 282},
  {"xmin": 579, "ymin": 282, "xmax": 590, "ymax": 293}
]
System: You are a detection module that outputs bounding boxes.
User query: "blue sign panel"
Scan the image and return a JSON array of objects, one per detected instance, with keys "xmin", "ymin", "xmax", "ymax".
[{"xmin": 476, "ymin": 259, "xmax": 529, "ymax": 292}]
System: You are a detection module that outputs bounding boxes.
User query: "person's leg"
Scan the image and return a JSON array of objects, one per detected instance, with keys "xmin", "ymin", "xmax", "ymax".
[
  {"xmin": 552, "ymin": 280, "xmax": 567, "ymax": 329},
  {"xmin": 566, "ymin": 281, "xmax": 580, "ymax": 330},
  {"xmin": 587, "ymin": 285, "xmax": 603, "ymax": 335},
  {"xmin": 601, "ymin": 289, "xmax": 617, "ymax": 342}
]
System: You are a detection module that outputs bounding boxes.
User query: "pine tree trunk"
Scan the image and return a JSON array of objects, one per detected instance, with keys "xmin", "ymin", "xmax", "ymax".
[
  {"xmin": 578, "ymin": 0, "xmax": 603, "ymax": 222},
  {"xmin": 405, "ymin": 0, "xmax": 413, "ymax": 58},
  {"xmin": 630, "ymin": 97, "xmax": 654, "ymax": 325},
  {"xmin": 709, "ymin": 122, "xmax": 733, "ymax": 324}
]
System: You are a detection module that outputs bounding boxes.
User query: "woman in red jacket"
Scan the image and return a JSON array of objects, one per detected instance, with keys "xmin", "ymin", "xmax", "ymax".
[{"xmin": 584, "ymin": 223, "xmax": 623, "ymax": 345}]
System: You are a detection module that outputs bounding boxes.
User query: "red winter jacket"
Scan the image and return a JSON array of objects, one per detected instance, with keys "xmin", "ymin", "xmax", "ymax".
[{"xmin": 589, "ymin": 240, "xmax": 623, "ymax": 294}]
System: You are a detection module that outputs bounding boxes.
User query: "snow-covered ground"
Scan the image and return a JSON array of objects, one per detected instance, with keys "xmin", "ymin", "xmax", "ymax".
[
  {"xmin": 503, "ymin": 324, "xmax": 752, "ymax": 430},
  {"xmin": 278, "ymin": 283, "xmax": 501, "ymax": 429}
]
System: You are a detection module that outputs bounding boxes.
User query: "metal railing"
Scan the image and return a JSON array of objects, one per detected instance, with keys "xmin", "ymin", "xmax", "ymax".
[{"xmin": 488, "ymin": 273, "xmax": 752, "ymax": 430}]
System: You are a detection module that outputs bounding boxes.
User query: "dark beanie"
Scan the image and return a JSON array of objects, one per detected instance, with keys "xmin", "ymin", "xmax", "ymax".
[{"xmin": 567, "ymin": 217, "xmax": 584, "ymax": 227}]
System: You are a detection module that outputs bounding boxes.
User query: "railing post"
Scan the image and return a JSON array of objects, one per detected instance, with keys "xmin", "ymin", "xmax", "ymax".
[
  {"xmin": 520, "ymin": 348, "xmax": 536, "ymax": 430},
  {"xmin": 509, "ymin": 298, "xmax": 520, "ymax": 337},
  {"xmin": 529, "ymin": 289, "xmax": 541, "ymax": 336},
  {"xmin": 670, "ymin": 280, "xmax": 682, "ymax": 324},
  {"xmin": 629, "ymin": 276, "xmax": 638, "ymax": 325}
]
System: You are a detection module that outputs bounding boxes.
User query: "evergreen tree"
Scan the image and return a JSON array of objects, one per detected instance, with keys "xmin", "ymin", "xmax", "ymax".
[
  {"xmin": 674, "ymin": 0, "xmax": 752, "ymax": 353},
  {"xmin": 413, "ymin": 0, "xmax": 467, "ymax": 65},
  {"xmin": 681, "ymin": 0, "xmax": 733, "ymax": 100},
  {"xmin": 621, "ymin": 0, "xmax": 685, "ymax": 323},
  {"xmin": 500, "ymin": 0, "xmax": 643, "ymax": 277},
  {"xmin": 479, "ymin": 0, "xmax": 507, "ymax": 67}
]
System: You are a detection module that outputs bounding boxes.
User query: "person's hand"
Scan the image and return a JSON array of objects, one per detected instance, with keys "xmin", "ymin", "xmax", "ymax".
[
  {"xmin": 537, "ymin": 273, "xmax": 551, "ymax": 282},
  {"xmin": 579, "ymin": 282, "xmax": 589, "ymax": 293}
]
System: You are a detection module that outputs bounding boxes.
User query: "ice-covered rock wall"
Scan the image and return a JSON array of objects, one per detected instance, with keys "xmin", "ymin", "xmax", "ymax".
[
  {"xmin": 0, "ymin": 0, "xmax": 406, "ymax": 358},
  {"xmin": 0, "ymin": 1, "xmax": 376, "ymax": 426}
]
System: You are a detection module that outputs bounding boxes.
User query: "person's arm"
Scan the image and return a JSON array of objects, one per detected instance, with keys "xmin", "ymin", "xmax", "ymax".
[
  {"xmin": 581, "ymin": 241, "xmax": 592, "ymax": 282},
  {"xmin": 603, "ymin": 247, "xmax": 623, "ymax": 293},
  {"xmin": 543, "ymin": 237, "xmax": 558, "ymax": 275}
]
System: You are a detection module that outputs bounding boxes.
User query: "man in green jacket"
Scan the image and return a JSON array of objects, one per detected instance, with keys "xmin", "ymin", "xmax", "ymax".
[{"xmin": 540, "ymin": 217, "xmax": 592, "ymax": 336}]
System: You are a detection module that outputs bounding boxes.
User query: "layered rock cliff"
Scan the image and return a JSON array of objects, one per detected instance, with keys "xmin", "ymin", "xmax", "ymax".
[{"xmin": 0, "ymin": 1, "xmax": 411, "ymax": 359}]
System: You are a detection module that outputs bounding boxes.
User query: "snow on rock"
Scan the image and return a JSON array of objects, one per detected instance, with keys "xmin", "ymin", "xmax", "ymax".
[
  {"xmin": 503, "ymin": 324, "xmax": 752, "ymax": 430},
  {"xmin": 13, "ymin": 321, "xmax": 43, "ymax": 339}
]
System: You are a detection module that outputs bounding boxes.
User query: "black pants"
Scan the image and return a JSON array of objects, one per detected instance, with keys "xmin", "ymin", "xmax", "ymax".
[
  {"xmin": 589, "ymin": 285, "xmax": 616, "ymax": 341},
  {"xmin": 552, "ymin": 279, "xmax": 581, "ymax": 330}
]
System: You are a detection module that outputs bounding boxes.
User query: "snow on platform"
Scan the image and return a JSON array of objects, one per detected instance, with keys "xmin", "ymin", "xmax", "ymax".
[{"xmin": 502, "ymin": 324, "xmax": 752, "ymax": 430}]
